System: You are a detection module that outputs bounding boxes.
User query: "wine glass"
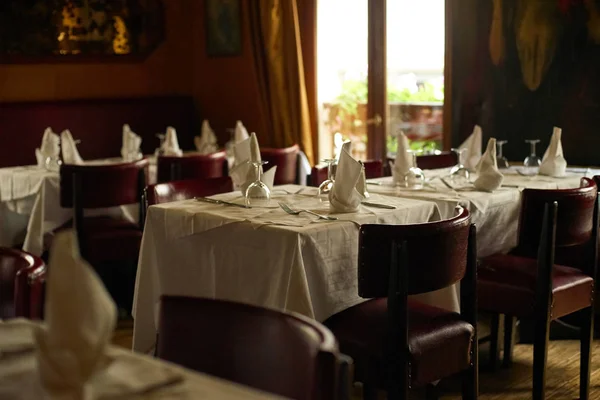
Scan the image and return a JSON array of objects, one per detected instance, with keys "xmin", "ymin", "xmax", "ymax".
[
  {"xmin": 449, "ymin": 148, "xmax": 470, "ymax": 184},
  {"xmin": 523, "ymin": 139, "xmax": 542, "ymax": 175},
  {"xmin": 154, "ymin": 134, "xmax": 166, "ymax": 156},
  {"xmin": 245, "ymin": 161, "xmax": 271, "ymax": 207},
  {"xmin": 44, "ymin": 156, "xmax": 62, "ymax": 172},
  {"xmin": 317, "ymin": 158, "xmax": 336, "ymax": 199},
  {"xmin": 496, "ymin": 140, "xmax": 509, "ymax": 169},
  {"xmin": 403, "ymin": 150, "xmax": 425, "ymax": 190}
]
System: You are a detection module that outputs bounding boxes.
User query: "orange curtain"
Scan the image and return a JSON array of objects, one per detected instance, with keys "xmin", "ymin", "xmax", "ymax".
[{"xmin": 248, "ymin": 0, "xmax": 316, "ymax": 165}]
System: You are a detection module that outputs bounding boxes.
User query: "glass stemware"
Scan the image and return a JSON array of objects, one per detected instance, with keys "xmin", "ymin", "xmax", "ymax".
[
  {"xmin": 154, "ymin": 134, "xmax": 166, "ymax": 156},
  {"xmin": 496, "ymin": 140, "xmax": 509, "ymax": 169},
  {"xmin": 44, "ymin": 156, "xmax": 62, "ymax": 172},
  {"xmin": 403, "ymin": 150, "xmax": 425, "ymax": 190},
  {"xmin": 449, "ymin": 148, "xmax": 470, "ymax": 184},
  {"xmin": 523, "ymin": 139, "xmax": 542, "ymax": 175},
  {"xmin": 317, "ymin": 158, "xmax": 337, "ymax": 198},
  {"xmin": 245, "ymin": 161, "xmax": 271, "ymax": 207}
]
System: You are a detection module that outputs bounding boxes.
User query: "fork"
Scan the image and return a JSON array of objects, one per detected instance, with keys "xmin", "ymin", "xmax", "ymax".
[{"xmin": 278, "ymin": 202, "xmax": 337, "ymax": 220}]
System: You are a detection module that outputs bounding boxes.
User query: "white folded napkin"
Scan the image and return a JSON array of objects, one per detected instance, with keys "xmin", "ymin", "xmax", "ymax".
[
  {"xmin": 459, "ymin": 125, "xmax": 483, "ymax": 170},
  {"xmin": 162, "ymin": 126, "xmax": 183, "ymax": 156},
  {"xmin": 35, "ymin": 230, "xmax": 117, "ymax": 399},
  {"xmin": 36, "ymin": 128, "xmax": 60, "ymax": 168},
  {"xmin": 539, "ymin": 127, "xmax": 567, "ymax": 177},
  {"xmin": 234, "ymin": 120, "xmax": 250, "ymax": 143},
  {"xmin": 229, "ymin": 133, "xmax": 276, "ymax": 193},
  {"xmin": 194, "ymin": 120, "xmax": 219, "ymax": 155},
  {"xmin": 329, "ymin": 149, "xmax": 364, "ymax": 213},
  {"xmin": 474, "ymin": 138, "xmax": 504, "ymax": 192},
  {"xmin": 120, "ymin": 124, "xmax": 143, "ymax": 161},
  {"xmin": 391, "ymin": 132, "xmax": 412, "ymax": 185},
  {"xmin": 60, "ymin": 130, "xmax": 84, "ymax": 165}
]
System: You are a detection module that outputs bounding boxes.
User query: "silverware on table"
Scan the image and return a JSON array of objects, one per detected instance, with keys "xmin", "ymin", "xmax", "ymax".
[
  {"xmin": 194, "ymin": 197, "xmax": 250, "ymax": 209},
  {"xmin": 366, "ymin": 181, "xmax": 383, "ymax": 186},
  {"xmin": 278, "ymin": 202, "xmax": 337, "ymax": 220},
  {"xmin": 361, "ymin": 201, "xmax": 396, "ymax": 209},
  {"xmin": 439, "ymin": 177, "xmax": 455, "ymax": 189}
]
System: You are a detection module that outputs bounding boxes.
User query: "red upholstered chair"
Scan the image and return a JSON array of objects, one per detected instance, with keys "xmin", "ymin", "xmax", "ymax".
[
  {"xmin": 156, "ymin": 151, "xmax": 227, "ymax": 183},
  {"xmin": 156, "ymin": 296, "xmax": 351, "ymax": 400},
  {"xmin": 310, "ymin": 160, "xmax": 383, "ymax": 187},
  {"xmin": 260, "ymin": 144, "xmax": 300, "ymax": 185},
  {"xmin": 384, "ymin": 151, "xmax": 458, "ymax": 176},
  {"xmin": 0, "ymin": 248, "xmax": 46, "ymax": 320},
  {"xmin": 478, "ymin": 178, "xmax": 598, "ymax": 400},
  {"xmin": 145, "ymin": 177, "xmax": 233, "ymax": 208},
  {"xmin": 324, "ymin": 207, "xmax": 478, "ymax": 400}
]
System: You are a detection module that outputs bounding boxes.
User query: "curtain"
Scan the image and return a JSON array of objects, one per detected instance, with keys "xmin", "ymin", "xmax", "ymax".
[{"xmin": 248, "ymin": 0, "xmax": 315, "ymax": 164}]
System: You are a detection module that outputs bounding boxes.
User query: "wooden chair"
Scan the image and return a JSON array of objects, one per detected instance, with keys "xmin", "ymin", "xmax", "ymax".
[
  {"xmin": 324, "ymin": 207, "xmax": 478, "ymax": 399},
  {"xmin": 384, "ymin": 151, "xmax": 457, "ymax": 176},
  {"xmin": 156, "ymin": 296, "xmax": 351, "ymax": 400},
  {"xmin": 157, "ymin": 151, "xmax": 227, "ymax": 183},
  {"xmin": 310, "ymin": 160, "xmax": 383, "ymax": 187},
  {"xmin": 0, "ymin": 247, "xmax": 46, "ymax": 319},
  {"xmin": 260, "ymin": 144, "xmax": 300, "ymax": 185},
  {"xmin": 478, "ymin": 178, "xmax": 598, "ymax": 400}
]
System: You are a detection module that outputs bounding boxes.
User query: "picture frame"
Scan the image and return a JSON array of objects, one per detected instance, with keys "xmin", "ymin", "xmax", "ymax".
[{"xmin": 205, "ymin": 0, "xmax": 242, "ymax": 57}]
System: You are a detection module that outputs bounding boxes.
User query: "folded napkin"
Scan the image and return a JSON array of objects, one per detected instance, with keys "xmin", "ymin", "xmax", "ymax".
[
  {"xmin": 474, "ymin": 138, "xmax": 504, "ymax": 192},
  {"xmin": 356, "ymin": 162, "xmax": 369, "ymax": 198},
  {"xmin": 60, "ymin": 130, "xmax": 84, "ymax": 165},
  {"xmin": 391, "ymin": 132, "xmax": 412, "ymax": 185},
  {"xmin": 229, "ymin": 133, "xmax": 276, "ymax": 193},
  {"xmin": 539, "ymin": 127, "xmax": 567, "ymax": 177},
  {"xmin": 162, "ymin": 126, "xmax": 183, "ymax": 156},
  {"xmin": 329, "ymin": 149, "xmax": 364, "ymax": 213},
  {"xmin": 35, "ymin": 230, "xmax": 117, "ymax": 399},
  {"xmin": 234, "ymin": 120, "xmax": 250, "ymax": 143},
  {"xmin": 120, "ymin": 124, "xmax": 143, "ymax": 161},
  {"xmin": 459, "ymin": 125, "xmax": 482, "ymax": 170},
  {"xmin": 194, "ymin": 120, "xmax": 219, "ymax": 155},
  {"xmin": 35, "ymin": 128, "xmax": 60, "ymax": 168}
]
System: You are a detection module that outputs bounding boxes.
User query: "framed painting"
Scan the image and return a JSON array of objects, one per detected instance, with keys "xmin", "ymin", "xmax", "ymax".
[{"xmin": 205, "ymin": 0, "xmax": 242, "ymax": 57}]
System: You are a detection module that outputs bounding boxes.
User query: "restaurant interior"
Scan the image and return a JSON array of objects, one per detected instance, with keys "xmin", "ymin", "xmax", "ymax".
[{"xmin": 1, "ymin": 0, "xmax": 600, "ymax": 399}]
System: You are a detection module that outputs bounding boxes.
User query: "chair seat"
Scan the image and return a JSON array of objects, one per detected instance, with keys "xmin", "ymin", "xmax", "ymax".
[
  {"xmin": 324, "ymin": 298, "xmax": 474, "ymax": 387},
  {"xmin": 478, "ymin": 253, "xmax": 594, "ymax": 319}
]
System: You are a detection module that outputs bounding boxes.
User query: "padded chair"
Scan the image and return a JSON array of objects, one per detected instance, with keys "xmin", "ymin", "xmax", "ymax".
[
  {"xmin": 310, "ymin": 160, "xmax": 383, "ymax": 187},
  {"xmin": 0, "ymin": 247, "xmax": 46, "ymax": 319},
  {"xmin": 384, "ymin": 151, "xmax": 457, "ymax": 176},
  {"xmin": 478, "ymin": 178, "xmax": 598, "ymax": 400},
  {"xmin": 156, "ymin": 296, "xmax": 352, "ymax": 400},
  {"xmin": 324, "ymin": 207, "xmax": 478, "ymax": 400},
  {"xmin": 157, "ymin": 151, "xmax": 227, "ymax": 183},
  {"xmin": 260, "ymin": 144, "xmax": 300, "ymax": 185}
]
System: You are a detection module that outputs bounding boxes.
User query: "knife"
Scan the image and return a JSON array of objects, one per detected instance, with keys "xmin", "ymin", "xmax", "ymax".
[
  {"xmin": 366, "ymin": 181, "xmax": 383, "ymax": 186},
  {"xmin": 194, "ymin": 197, "xmax": 250, "ymax": 209},
  {"xmin": 361, "ymin": 201, "xmax": 396, "ymax": 209}
]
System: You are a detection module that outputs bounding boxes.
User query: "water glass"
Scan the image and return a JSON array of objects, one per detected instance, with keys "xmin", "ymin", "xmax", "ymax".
[
  {"xmin": 496, "ymin": 140, "xmax": 509, "ymax": 169},
  {"xmin": 245, "ymin": 161, "xmax": 271, "ymax": 207},
  {"xmin": 317, "ymin": 158, "xmax": 336, "ymax": 198},
  {"xmin": 523, "ymin": 139, "xmax": 542, "ymax": 175},
  {"xmin": 403, "ymin": 150, "xmax": 425, "ymax": 190},
  {"xmin": 449, "ymin": 148, "xmax": 470, "ymax": 184}
]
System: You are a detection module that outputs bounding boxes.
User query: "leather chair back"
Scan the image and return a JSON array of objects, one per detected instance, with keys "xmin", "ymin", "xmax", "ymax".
[
  {"xmin": 0, "ymin": 247, "xmax": 46, "ymax": 319},
  {"xmin": 157, "ymin": 296, "xmax": 341, "ymax": 400},
  {"xmin": 260, "ymin": 144, "xmax": 299, "ymax": 185},
  {"xmin": 157, "ymin": 151, "xmax": 227, "ymax": 183},
  {"xmin": 310, "ymin": 160, "xmax": 383, "ymax": 187},
  {"xmin": 60, "ymin": 159, "xmax": 149, "ymax": 209},
  {"xmin": 516, "ymin": 178, "xmax": 597, "ymax": 262},
  {"xmin": 358, "ymin": 207, "xmax": 471, "ymax": 298},
  {"xmin": 145, "ymin": 177, "xmax": 234, "ymax": 207},
  {"xmin": 384, "ymin": 151, "xmax": 458, "ymax": 176}
]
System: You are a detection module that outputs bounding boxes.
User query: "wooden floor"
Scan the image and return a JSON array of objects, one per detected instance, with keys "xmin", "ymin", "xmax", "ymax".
[{"xmin": 112, "ymin": 323, "xmax": 600, "ymax": 399}]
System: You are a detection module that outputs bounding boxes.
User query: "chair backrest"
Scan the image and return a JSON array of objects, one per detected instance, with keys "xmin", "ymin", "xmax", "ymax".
[
  {"xmin": 145, "ymin": 177, "xmax": 234, "ymax": 207},
  {"xmin": 260, "ymin": 144, "xmax": 299, "ymax": 185},
  {"xmin": 157, "ymin": 151, "xmax": 227, "ymax": 183},
  {"xmin": 157, "ymin": 296, "xmax": 340, "ymax": 400},
  {"xmin": 384, "ymin": 151, "xmax": 458, "ymax": 176},
  {"xmin": 516, "ymin": 178, "xmax": 598, "ymax": 265},
  {"xmin": 310, "ymin": 160, "xmax": 383, "ymax": 187},
  {"xmin": 358, "ymin": 207, "xmax": 471, "ymax": 298},
  {"xmin": 0, "ymin": 247, "xmax": 46, "ymax": 319},
  {"xmin": 60, "ymin": 159, "xmax": 149, "ymax": 209}
]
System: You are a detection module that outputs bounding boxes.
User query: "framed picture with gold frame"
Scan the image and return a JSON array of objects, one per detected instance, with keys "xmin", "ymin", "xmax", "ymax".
[{"xmin": 205, "ymin": 0, "xmax": 242, "ymax": 57}]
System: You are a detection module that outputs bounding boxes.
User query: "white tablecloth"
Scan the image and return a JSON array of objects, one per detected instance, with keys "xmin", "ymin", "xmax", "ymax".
[
  {"xmin": 132, "ymin": 185, "xmax": 440, "ymax": 353},
  {"xmin": 0, "ymin": 319, "xmax": 284, "ymax": 399}
]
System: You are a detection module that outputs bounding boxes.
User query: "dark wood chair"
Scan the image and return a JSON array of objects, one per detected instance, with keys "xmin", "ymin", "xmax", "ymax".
[
  {"xmin": 156, "ymin": 296, "xmax": 351, "ymax": 400},
  {"xmin": 157, "ymin": 151, "xmax": 227, "ymax": 183},
  {"xmin": 478, "ymin": 178, "xmax": 598, "ymax": 400},
  {"xmin": 310, "ymin": 160, "xmax": 383, "ymax": 187},
  {"xmin": 0, "ymin": 247, "xmax": 46, "ymax": 320},
  {"xmin": 324, "ymin": 207, "xmax": 478, "ymax": 400},
  {"xmin": 260, "ymin": 144, "xmax": 300, "ymax": 185},
  {"xmin": 384, "ymin": 151, "xmax": 457, "ymax": 176}
]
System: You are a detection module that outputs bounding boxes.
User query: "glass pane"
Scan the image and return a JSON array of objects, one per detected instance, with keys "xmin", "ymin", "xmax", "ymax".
[
  {"xmin": 317, "ymin": 0, "xmax": 369, "ymax": 161},
  {"xmin": 386, "ymin": 0, "xmax": 445, "ymax": 158}
]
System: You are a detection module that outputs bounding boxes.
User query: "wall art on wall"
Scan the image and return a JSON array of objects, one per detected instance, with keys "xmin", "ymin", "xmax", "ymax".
[{"xmin": 205, "ymin": 0, "xmax": 242, "ymax": 57}]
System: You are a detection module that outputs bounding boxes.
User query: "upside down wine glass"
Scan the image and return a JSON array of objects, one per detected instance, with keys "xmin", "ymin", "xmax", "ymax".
[
  {"xmin": 449, "ymin": 147, "xmax": 470, "ymax": 185},
  {"xmin": 154, "ymin": 134, "xmax": 166, "ymax": 156},
  {"xmin": 245, "ymin": 161, "xmax": 271, "ymax": 207},
  {"xmin": 317, "ymin": 158, "xmax": 336, "ymax": 199},
  {"xmin": 523, "ymin": 139, "xmax": 542, "ymax": 175},
  {"xmin": 496, "ymin": 140, "xmax": 509, "ymax": 169},
  {"xmin": 403, "ymin": 150, "xmax": 425, "ymax": 190}
]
